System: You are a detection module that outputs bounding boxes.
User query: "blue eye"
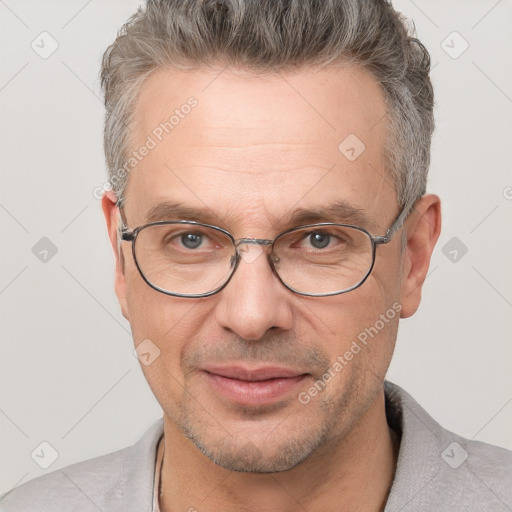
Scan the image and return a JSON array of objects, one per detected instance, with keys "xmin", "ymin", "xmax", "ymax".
[
  {"xmin": 308, "ymin": 231, "xmax": 331, "ymax": 249},
  {"xmin": 180, "ymin": 232, "xmax": 203, "ymax": 249}
]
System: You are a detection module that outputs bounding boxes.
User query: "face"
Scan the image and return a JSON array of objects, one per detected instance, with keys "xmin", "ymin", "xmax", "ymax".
[{"xmin": 103, "ymin": 63, "xmax": 438, "ymax": 473}]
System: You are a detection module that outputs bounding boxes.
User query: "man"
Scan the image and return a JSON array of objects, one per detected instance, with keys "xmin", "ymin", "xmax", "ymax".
[{"xmin": 1, "ymin": 0, "xmax": 510, "ymax": 511}]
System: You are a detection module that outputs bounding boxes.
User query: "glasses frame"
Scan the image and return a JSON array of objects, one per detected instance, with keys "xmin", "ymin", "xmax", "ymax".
[{"xmin": 120, "ymin": 205, "xmax": 410, "ymax": 298}]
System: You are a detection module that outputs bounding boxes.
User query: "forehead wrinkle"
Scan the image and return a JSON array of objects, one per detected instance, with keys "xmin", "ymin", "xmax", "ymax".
[
  {"xmin": 176, "ymin": 142, "xmax": 319, "ymax": 149},
  {"xmin": 142, "ymin": 198, "xmax": 378, "ymax": 235},
  {"xmin": 168, "ymin": 165, "xmax": 336, "ymax": 179},
  {"xmin": 165, "ymin": 145, "xmax": 335, "ymax": 175}
]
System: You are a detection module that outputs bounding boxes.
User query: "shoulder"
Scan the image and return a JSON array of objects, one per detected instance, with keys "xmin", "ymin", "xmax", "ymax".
[
  {"xmin": 0, "ymin": 419, "xmax": 163, "ymax": 512},
  {"xmin": 417, "ymin": 431, "xmax": 512, "ymax": 512},
  {"xmin": 1, "ymin": 449, "xmax": 127, "ymax": 512},
  {"xmin": 434, "ymin": 428, "xmax": 512, "ymax": 511},
  {"xmin": 384, "ymin": 382, "xmax": 512, "ymax": 512}
]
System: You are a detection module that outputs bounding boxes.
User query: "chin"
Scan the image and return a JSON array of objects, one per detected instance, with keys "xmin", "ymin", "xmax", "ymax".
[{"xmin": 182, "ymin": 419, "xmax": 329, "ymax": 474}]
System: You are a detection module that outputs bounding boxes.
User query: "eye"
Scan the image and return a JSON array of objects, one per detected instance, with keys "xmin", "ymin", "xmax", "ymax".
[
  {"xmin": 300, "ymin": 229, "xmax": 346, "ymax": 250},
  {"xmin": 286, "ymin": 227, "xmax": 353, "ymax": 252},
  {"xmin": 157, "ymin": 228, "xmax": 211, "ymax": 251},
  {"xmin": 162, "ymin": 228, "xmax": 226, "ymax": 252},
  {"xmin": 180, "ymin": 232, "xmax": 204, "ymax": 249},
  {"xmin": 306, "ymin": 231, "xmax": 331, "ymax": 249}
]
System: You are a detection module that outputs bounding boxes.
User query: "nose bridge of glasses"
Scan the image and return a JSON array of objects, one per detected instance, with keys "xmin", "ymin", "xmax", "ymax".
[
  {"xmin": 234, "ymin": 237, "xmax": 273, "ymax": 248},
  {"xmin": 233, "ymin": 238, "xmax": 274, "ymax": 265}
]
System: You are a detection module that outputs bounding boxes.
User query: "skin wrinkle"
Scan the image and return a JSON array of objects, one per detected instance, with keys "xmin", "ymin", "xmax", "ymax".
[
  {"xmin": 177, "ymin": 143, "xmax": 320, "ymax": 148},
  {"xmin": 163, "ymin": 170, "xmax": 379, "ymax": 236},
  {"xmin": 168, "ymin": 165, "xmax": 335, "ymax": 181},
  {"xmin": 141, "ymin": 199, "xmax": 376, "ymax": 233},
  {"xmin": 102, "ymin": 63, "xmax": 441, "ymax": 512},
  {"xmin": 166, "ymin": 157, "xmax": 336, "ymax": 182}
]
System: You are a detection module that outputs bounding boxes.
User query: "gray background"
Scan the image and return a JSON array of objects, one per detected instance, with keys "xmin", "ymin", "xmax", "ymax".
[{"xmin": 1, "ymin": 0, "xmax": 511, "ymax": 494}]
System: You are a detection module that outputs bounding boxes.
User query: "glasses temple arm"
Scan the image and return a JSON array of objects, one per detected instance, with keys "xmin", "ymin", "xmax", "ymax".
[{"xmin": 373, "ymin": 203, "xmax": 412, "ymax": 244}]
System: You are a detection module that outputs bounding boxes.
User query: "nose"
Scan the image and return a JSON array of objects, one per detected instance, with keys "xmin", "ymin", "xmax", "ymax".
[{"xmin": 214, "ymin": 242, "xmax": 294, "ymax": 341}]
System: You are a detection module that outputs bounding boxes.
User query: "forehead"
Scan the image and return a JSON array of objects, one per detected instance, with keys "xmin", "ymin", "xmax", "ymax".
[{"xmin": 124, "ymin": 64, "xmax": 393, "ymax": 231}]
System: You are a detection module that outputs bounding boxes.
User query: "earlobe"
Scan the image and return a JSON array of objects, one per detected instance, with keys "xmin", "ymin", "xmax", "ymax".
[
  {"xmin": 399, "ymin": 195, "xmax": 441, "ymax": 318},
  {"xmin": 101, "ymin": 191, "xmax": 130, "ymax": 320}
]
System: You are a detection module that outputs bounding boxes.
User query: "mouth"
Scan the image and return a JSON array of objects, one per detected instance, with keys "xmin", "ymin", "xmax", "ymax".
[{"xmin": 202, "ymin": 364, "xmax": 309, "ymax": 406}]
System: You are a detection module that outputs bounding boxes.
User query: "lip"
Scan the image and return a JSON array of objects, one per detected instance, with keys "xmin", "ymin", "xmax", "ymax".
[
  {"xmin": 204, "ymin": 365, "xmax": 305, "ymax": 381},
  {"xmin": 203, "ymin": 365, "xmax": 308, "ymax": 406}
]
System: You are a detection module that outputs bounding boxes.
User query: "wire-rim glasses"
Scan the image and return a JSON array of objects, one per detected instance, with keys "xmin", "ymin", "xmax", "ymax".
[{"xmin": 120, "ymin": 205, "xmax": 410, "ymax": 298}]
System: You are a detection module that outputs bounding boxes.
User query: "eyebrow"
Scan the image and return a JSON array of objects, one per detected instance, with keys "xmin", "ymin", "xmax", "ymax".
[
  {"xmin": 146, "ymin": 202, "xmax": 222, "ymax": 225},
  {"xmin": 144, "ymin": 200, "xmax": 376, "ymax": 231},
  {"xmin": 285, "ymin": 203, "xmax": 376, "ymax": 230}
]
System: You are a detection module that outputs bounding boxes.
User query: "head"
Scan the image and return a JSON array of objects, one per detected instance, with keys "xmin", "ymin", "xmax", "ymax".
[{"xmin": 101, "ymin": 0, "xmax": 441, "ymax": 473}]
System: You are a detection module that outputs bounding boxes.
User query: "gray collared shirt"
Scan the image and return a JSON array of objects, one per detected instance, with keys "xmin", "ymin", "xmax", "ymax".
[{"xmin": 1, "ymin": 381, "xmax": 511, "ymax": 511}]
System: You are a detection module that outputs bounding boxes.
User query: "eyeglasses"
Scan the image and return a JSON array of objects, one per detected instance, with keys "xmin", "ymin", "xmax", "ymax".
[{"xmin": 120, "ymin": 205, "xmax": 410, "ymax": 298}]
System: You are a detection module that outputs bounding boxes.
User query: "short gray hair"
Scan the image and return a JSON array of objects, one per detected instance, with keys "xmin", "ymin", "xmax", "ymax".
[{"xmin": 101, "ymin": 0, "xmax": 434, "ymax": 211}]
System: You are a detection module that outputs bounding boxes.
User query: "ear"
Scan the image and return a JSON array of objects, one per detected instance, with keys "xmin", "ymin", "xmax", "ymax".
[
  {"xmin": 399, "ymin": 194, "xmax": 441, "ymax": 318},
  {"xmin": 102, "ymin": 191, "xmax": 130, "ymax": 320}
]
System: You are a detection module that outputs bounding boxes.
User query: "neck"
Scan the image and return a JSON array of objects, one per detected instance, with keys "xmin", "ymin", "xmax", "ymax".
[{"xmin": 159, "ymin": 389, "xmax": 399, "ymax": 512}]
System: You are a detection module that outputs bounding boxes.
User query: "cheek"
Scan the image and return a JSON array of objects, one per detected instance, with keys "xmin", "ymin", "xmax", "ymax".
[
  {"xmin": 124, "ymin": 261, "xmax": 215, "ymax": 371},
  {"xmin": 125, "ymin": 279, "xmax": 200, "ymax": 413},
  {"xmin": 124, "ymin": 264, "xmax": 187, "ymax": 370},
  {"xmin": 303, "ymin": 277, "xmax": 400, "ymax": 377},
  {"xmin": 125, "ymin": 275, "xmax": 200, "ymax": 351}
]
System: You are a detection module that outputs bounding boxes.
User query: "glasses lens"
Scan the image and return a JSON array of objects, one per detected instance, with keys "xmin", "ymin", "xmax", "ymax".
[
  {"xmin": 133, "ymin": 223, "xmax": 235, "ymax": 295},
  {"xmin": 272, "ymin": 225, "xmax": 373, "ymax": 295}
]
